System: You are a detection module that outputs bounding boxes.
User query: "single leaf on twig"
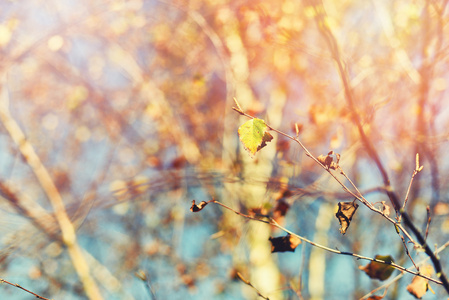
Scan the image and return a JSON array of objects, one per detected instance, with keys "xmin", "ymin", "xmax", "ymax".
[
  {"xmin": 269, "ymin": 234, "xmax": 301, "ymax": 253},
  {"xmin": 190, "ymin": 200, "xmax": 208, "ymax": 212},
  {"xmin": 359, "ymin": 255, "xmax": 395, "ymax": 281},
  {"xmin": 238, "ymin": 118, "xmax": 273, "ymax": 157},
  {"xmin": 407, "ymin": 264, "xmax": 433, "ymax": 299},
  {"xmin": 335, "ymin": 201, "xmax": 359, "ymax": 234},
  {"xmin": 317, "ymin": 151, "xmax": 340, "ymax": 170}
]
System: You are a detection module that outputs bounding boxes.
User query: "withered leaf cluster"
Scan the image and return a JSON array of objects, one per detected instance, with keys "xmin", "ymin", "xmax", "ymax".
[{"xmin": 317, "ymin": 151, "xmax": 340, "ymax": 170}]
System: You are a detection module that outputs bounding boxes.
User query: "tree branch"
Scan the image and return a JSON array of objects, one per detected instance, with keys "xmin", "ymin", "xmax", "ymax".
[
  {"xmin": 0, "ymin": 278, "xmax": 51, "ymax": 300},
  {"xmin": 0, "ymin": 77, "xmax": 103, "ymax": 300},
  {"xmin": 207, "ymin": 199, "xmax": 443, "ymax": 285}
]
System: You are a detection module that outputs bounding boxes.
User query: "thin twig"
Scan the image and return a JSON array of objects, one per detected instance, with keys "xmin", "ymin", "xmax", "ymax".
[
  {"xmin": 398, "ymin": 234, "xmax": 419, "ymax": 271},
  {"xmin": 400, "ymin": 206, "xmax": 449, "ymax": 292},
  {"xmin": 360, "ymin": 240, "xmax": 449, "ymax": 300},
  {"xmin": 425, "ymin": 206, "xmax": 431, "ymax": 241},
  {"xmin": 304, "ymin": 3, "xmax": 449, "ymax": 284},
  {"xmin": 208, "ymin": 199, "xmax": 443, "ymax": 285},
  {"xmin": 236, "ymin": 272, "xmax": 270, "ymax": 300},
  {"xmin": 0, "ymin": 77, "xmax": 103, "ymax": 299},
  {"xmin": 209, "ymin": 199, "xmax": 270, "ymax": 225},
  {"xmin": 337, "ymin": 168, "xmax": 366, "ymax": 203},
  {"xmin": 289, "ymin": 281, "xmax": 304, "ymax": 300},
  {"xmin": 232, "ymin": 105, "xmax": 416, "ymax": 245},
  {"xmin": 233, "ymin": 100, "xmax": 449, "ymax": 293},
  {"xmin": 307, "ymin": 0, "xmax": 402, "ymax": 214},
  {"xmin": 399, "ymin": 154, "xmax": 423, "ymax": 223},
  {"xmin": 401, "ymin": 170, "xmax": 417, "ymax": 218},
  {"xmin": 135, "ymin": 271, "xmax": 157, "ymax": 300},
  {"xmin": 0, "ymin": 278, "xmax": 52, "ymax": 300}
]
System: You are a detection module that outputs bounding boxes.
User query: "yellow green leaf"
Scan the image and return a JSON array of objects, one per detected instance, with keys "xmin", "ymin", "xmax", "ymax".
[{"xmin": 238, "ymin": 118, "xmax": 273, "ymax": 157}]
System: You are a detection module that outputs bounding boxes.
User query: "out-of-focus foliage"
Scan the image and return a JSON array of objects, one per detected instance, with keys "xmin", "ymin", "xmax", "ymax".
[{"xmin": 0, "ymin": 0, "xmax": 448, "ymax": 299}]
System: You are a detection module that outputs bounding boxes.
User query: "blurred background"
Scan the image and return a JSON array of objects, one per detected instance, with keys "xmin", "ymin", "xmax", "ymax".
[{"xmin": 0, "ymin": 0, "xmax": 448, "ymax": 299}]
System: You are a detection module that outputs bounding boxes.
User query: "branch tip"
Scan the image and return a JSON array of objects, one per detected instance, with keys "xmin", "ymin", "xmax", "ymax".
[{"xmin": 233, "ymin": 97, "xmax": 244, "ymax": 113}]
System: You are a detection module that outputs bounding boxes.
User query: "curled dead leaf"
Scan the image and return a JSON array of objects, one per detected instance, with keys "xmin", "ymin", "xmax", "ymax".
[
  {"xmin": 317, "ymin": 151, "xmax": 340, "ymax": 170},
  {"xmin": 335, "ymin": 201, "xmax": 359, "ymax": 234},
  {"xmin": 190, "ymin": 200, "xmax": 208, "ymax": 212},
  {"xmin": 317, "ymin": 154, "xmax": 333, "ymax": 168}
]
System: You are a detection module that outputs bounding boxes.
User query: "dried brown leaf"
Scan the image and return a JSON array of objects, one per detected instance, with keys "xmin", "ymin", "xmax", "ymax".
[
  {"xmin": 359, "ymin": 255, "xmax": 395, "ymax": 281},
  {"xmin": 335, "ymin": 201, "xmax": 359, "ymax": 234},
  {"xmin": 190, "ymin": 200, "xmax": 208, "ymax": 212},
  {"xmin": 317, "ymin": 154, "xmax": 333, "ymax": 167},
  {"xmin": 318, "ymin": 151, "xmax": 340, "ymax": 170},
  {"xmin": 406, "ymin": 264, "xmax": 433, "ymax": 299},
  {"xmin": 269, "ymin": 234, "xmax": 301, "ymax": 253}
]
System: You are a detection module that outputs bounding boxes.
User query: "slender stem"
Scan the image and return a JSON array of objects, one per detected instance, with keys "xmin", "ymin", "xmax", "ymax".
[
  {"xmin": 0, "ymin": 79, "xmax": 103, "ymax": 300},
  {"xmin": 209, "ymin": 199, "xmax": 442, "ymax": 285},
  {"xmin": 398, "ymin": 170, "xmax": 418, "ymax": 222},
  {"xmin": 236, "ymin": 272, "xmax": 270, "ymax": 300},
  {"xmin": 0, "ymin": 278, "xmax": 51, "ymax": 300},
  {"xmin": 398, "ymin": 234, "xmax": 418, "ymax": 271},
  {"xmin": 400, "ymin": 207, "xmax": 449, "ymax": 292},
  {"xmin": 233, "ymin": 106, "xmax": 417, "ymax": 244},
  {"xmin": 360, "ymin": 240, "xmax": 449, "ymax": 300},
  {"xmin": 425, "ymin": 206, "xmax": 431, "ymax": 241},
  {"xmin": 210, "ymin": 200, "xmax": 270, "ymax": 225},
  {"xmin": 307, "ymin": 0, "xmax": 401, "ymax": 212}
]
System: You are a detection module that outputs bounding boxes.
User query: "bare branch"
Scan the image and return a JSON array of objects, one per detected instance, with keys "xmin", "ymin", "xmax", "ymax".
[
  {"xmin": 0, "ymin": 77, "xmax": 103, "ymax": 300},
  {"xmin": 236, "ymin": 272, "xmax": 270, "ymax": 300},
  {"xmin": 360, "ymin": 240, "xmax": 449, "ymax": 300},
  {"xmin": 207, "ymin": 199, "xmax": 443, "ymax": 285},
  {"xmin": 0, "ymin": 278, "xmax": 51, "ymax": 300}
]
